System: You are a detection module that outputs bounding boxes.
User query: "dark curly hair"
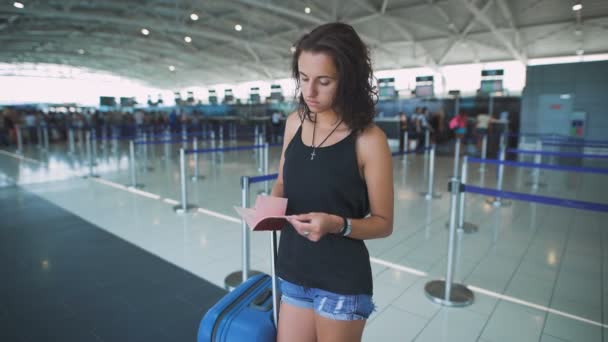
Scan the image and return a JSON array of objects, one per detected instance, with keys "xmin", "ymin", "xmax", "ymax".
[{"xmin": 292, "ymin": 22, "xmax": 377, "ymax": 133}]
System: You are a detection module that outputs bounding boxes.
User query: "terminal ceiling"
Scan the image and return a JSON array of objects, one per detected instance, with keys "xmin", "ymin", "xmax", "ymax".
[{"xmin": 1, "ymin": 0, "xmax": 607, "ymax": 88}]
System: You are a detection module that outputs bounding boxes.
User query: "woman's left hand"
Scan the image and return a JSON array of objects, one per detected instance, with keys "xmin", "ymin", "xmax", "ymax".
[{"xmin": 287, "ymin": 213, "xmax": 340, "ymax": 242}]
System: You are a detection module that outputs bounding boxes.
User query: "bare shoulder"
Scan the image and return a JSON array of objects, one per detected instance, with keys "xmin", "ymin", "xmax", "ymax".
[
  {"xmin": 356, "ymin": 124, "xmax": 388, "ymax": 149},
  {"xmin": 355, "ymin": 124, "xmax": 390, "ymax": 163},
  {"xmin": 356, "ymin": 124, "xmax": 391, "ymax": 175}
]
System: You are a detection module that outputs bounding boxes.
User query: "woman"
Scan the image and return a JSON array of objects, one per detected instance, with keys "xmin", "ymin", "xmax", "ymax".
[
  {"xmin": 450, "ymin": 111, "xmax": 467, "ymax": 140},
  {"xmin": 398, "ymin": 111, "xmax": 408, "ymax": 152},
  {"xmin": 270, "ymin": 23, "xmax": 394, "ymax": 342}
]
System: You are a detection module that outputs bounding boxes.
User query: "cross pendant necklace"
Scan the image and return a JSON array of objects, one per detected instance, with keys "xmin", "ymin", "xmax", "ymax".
[{"xmin": 309, "ymin": 116, "xmax": 343, "ymax": 161}]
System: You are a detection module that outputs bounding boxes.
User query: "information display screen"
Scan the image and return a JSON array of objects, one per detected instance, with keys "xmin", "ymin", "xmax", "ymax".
[
  {"xmin": 99, "ymin": 96, "xmax": 116, "ymax": 106},
  {"xmin": 120, "ymin": 97, "xmax": 135, "ymax": 107},
  {"xmin": 480, "ymin": 80, "xmax": 503, "ymax": 93},
  {"xmin": 415, "ymin": 85, "xmax": 433, "ymax": 98}
]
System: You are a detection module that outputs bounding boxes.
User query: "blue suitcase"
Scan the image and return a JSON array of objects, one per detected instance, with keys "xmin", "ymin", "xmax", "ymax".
[{"xmin": 197, "ymin": 232, "xmax": 279, "ymax": 342}]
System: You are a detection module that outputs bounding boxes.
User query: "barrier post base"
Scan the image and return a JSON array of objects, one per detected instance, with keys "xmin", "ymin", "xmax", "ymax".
[
  {"xmin": 421, "ymin": 192, "xmax": 442, "ymax": 200},
  {"xmin": 191, "ymin": 175, "xmax": 206, "ymax": 182},
  {"xmin": 424, "ymin": 280, "xmax": 474, "ymax": 307},
  {"xmin": 127, "ymin": 184, "xmax": 145, "ymax": 189},
  {"xmin": 224, "ymin": 270, "xmax": 264, "ymax": 291},
  {"xmin": 173, "ymin": 204, "xmax": 197, "ymax": 214},
  {"xmin": 486, "ymin": 197, "xmax": 512, "ymax": 207},
  {"xmin": 445, "ymin": 222, "xmax": 479, "ymax": 234}
]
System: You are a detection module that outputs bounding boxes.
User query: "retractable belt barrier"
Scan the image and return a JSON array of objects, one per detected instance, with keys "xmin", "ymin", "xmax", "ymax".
[
  {"xmin": 467, "ymin": 157, "xmax": 608, "ymax": 175},
  {"xmin": 542, "ymin": 142, "xmax": 608, "ymax": 148},
  {"xmin": 464, "ymin": 185, "xmax": 608, "ymax": 212},
  {"xmin": 507, "ymin": 149, "xmax": 608, "ymax": 159},
  {"xmin": 425, "ymin": 163, "xmax": 608, "ymax": 308},
  {"xmin": 173, "ymin": 143, "xmax": 275, "ymax": 214},
  {"xmin": 225, "ymin": 173, "xmax": 279, "ymax": 321}
]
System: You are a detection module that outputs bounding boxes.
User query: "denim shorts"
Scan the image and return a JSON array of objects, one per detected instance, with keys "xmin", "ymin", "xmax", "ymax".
[{"xmin": 279, "ymin": 278, "xmax": 375, "ymax": 321}]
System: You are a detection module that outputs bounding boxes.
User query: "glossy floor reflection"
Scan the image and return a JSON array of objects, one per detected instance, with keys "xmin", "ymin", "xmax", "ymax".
[{"xmin": 1, "ymin": 140, "xmax": 607, "ymax": 342}]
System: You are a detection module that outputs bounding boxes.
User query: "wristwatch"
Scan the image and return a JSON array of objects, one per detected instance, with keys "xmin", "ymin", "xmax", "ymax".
[{"xmin": 339, "ymin": 217, "xmax": 352, "ymax": 237}]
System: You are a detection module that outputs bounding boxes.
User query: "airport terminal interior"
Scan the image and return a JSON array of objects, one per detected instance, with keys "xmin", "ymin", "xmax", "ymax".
[{"xmin": 1, "ymin": 1, "xmax": 607, "ymax": 341}]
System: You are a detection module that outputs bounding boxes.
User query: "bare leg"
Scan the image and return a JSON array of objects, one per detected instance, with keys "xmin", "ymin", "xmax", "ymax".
[
  {"xmin": 315, "ymin": 314, "xmax": 366, "ymax": 342},
  {"xmin": 277, "ymin": 302, "xmax": 317, "ymax": 342}
]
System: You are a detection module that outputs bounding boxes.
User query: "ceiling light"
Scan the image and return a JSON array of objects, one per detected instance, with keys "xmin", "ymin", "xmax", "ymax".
[
  {"xmin": 304, "ymin": 7, "xmax": 311, "ymax": 14},
  {"xmin": 78, "ymin": 49, "xmax": 85, "ymax": 55},
  {"xmin": 572, "ymin": 3, "xmax": 582, "ymax": 11},
  {"xmin": 234, "ymin": 24, "xmax": 242, "ymax": 32},
  {"xmin": 576, "ymin": 49, "xmax": 584, "ymax": 55},
  {"xmin": 13, "ymin": 2, "xmax": 24, "ymax": 9},
  {"xmin": 169, "ymin": 65, "xmax": 175, "ymax": 71},
  {"xmin": 184, "ymin": 36, "xmax": 192, "ymax": 43},
  {"xmin": 290, "ymin": 46, "xmax": 296, "ymax": 53},
  {"xmin": 141, "ymin": 28, "xmax": 150, "ymax": 36},
  {"xmin": 190, "ymin": 13, "xmax": 199, "ymax": 21}
]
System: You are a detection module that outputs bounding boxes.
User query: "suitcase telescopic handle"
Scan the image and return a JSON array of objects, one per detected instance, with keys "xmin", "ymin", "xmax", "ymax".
[{"xmin": 270, "ymin": 230, "xmax": 279, "ymax": 327}]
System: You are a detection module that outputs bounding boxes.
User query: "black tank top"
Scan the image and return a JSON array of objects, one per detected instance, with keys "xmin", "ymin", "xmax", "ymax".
[{"xmin": 277, "ymin": 123, "xmax": 373, "ymax": 295}]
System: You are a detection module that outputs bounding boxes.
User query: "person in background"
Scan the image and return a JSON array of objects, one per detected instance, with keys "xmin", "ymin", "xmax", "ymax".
[
  {"xmin": 24, "ymin": 111, "xmax": 36, "ymax": 144},
  {"xmin": 0, "ymin": 110, "xmax": 7, "ymax": 146},
  {"xmin": 5, "ymin": 110, "xmax": 16, "ymax": 146},
  {"xmin": 271, "ymin": 110, "xmax": 283, "ymax": 144},
  {"xmin": 272, "ymin": 22, "xmax": 393, "ymax": 342},
  {"xmin": 474, "ymin": 111, "xmax": 492, "ymax": 153},
  {"xmin": 398, "ymin": 111, "xmax": 408, "ymax": 152},
  {"xmin": 415, "ymin": 107, "xmax": 430, "ymax": 153},
  {"xmin": 449, "ymin": 111, "xmax": 467, "ymax": 141}
]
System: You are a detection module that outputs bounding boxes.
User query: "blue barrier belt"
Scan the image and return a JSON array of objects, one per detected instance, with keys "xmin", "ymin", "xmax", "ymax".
[
  {"xmin": 463, "ymin": 185, "xmax": 608, "ymax": 213},
  {"xmin": 506, "ymin": 149, "xmax": 608, "ymax": 159},
  {"xmin": 466, "ymin": 157, "xmax": 608, "ymax": 175},
  {"xmin": 94, "ymin": 136, "xmax": 136, "ymax": 141},
  {"xmin": 541, "ymin": 138, "xmax": 608, "ymax": 144},
  {"xmin": 249, "ymin": 173, "xmax": 279, "ymax": 184},
  {"xmin": 186, "ymin": 144, "xmax": 266, "ymax": 154},
  {"xmin": 542, "ymin": 142, "xmax": 608, "ymax": 148},
  {"xmin": 134, "ymin": 139, "xmax": 191, "ymax": 145},
  {"xmin": 391, "ymin": 150, "xmax": 417, "ymax": 157},
  {"xmin": 145, "ymin": 132, "xmax": 210, "ymax": 139}
]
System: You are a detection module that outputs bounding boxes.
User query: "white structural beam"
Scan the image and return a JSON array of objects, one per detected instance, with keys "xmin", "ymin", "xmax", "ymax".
[
  {"xmin": 244, "ymin": 44, "xmax": 273, "ymax": 79},
  {"xmin": 384, "ymin": 18, "xmax": 440, "ymax": 70},
  {"xmin": 438, "ymin": 0, "xmax": 494, "ymax": 65},
  {"xmin": 233, "ymin": 0, "xmax": 324, "ymax": 25},
  {"xmin": 461, "ymin": 0, "xmax": 526, "ymax": 63},
  {"xmin": 2, "ymin": 5, "xmax": 286, "ymax": 55},
  {"xmin": 380, "ymin": 0, "xmax": 389, "ymax": 14},
  {"xmin": 0, "ymin": 15, "xmax": 19, "ymax": 31},
  {"xmin": 496, "ymin": 0, "xmax": 525, "ymax": 53},
  {"xmin": 427, "ymin": 0, "xmax": 458, "ymax": 33},
  {"xmin": 347, "ymin": 0, "xmax": 439, "ymax": 69}
]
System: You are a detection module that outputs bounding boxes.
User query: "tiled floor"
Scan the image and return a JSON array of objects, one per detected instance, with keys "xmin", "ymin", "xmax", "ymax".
[{"xmin": 1, "ymin": 139, "xmax": 607, "ymax": 342}]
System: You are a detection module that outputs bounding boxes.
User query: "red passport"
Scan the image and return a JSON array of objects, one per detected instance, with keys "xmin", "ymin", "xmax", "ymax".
[{"xmin": 234, "ymin": 195, "xmax": 288, "ymax": 231}]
